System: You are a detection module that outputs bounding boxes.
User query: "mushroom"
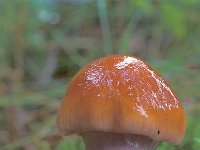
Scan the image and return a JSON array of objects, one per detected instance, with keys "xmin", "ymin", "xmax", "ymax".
[{"xmin": 57, "ymin": 55, "xmax": 186, "ymax": 150}]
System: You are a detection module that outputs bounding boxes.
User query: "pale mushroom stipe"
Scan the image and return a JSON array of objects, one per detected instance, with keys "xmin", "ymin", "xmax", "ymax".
[{"xmin": 57, "ymin": 55, "xmax": 186, "ymax": 150}]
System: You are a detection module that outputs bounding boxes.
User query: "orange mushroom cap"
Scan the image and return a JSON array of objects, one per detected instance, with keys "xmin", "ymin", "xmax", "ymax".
[{"xmin": 57, "ymin": 55, "xmax": 186, "ymax": 144}]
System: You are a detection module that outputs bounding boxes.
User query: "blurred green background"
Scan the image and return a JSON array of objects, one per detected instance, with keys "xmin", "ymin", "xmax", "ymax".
[{"xmin": 0, "ymin": 0, "xmax": 200, "ymax": 149}]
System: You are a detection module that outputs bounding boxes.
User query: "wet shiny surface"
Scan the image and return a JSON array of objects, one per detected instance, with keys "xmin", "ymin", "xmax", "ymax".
[
  {"xmin": 57, "ymin": 55, "xmax": 186, "ymax": 145},
  {"xmin": 83, "ymin": 55, "xmax": 179, "ymax": 111}
]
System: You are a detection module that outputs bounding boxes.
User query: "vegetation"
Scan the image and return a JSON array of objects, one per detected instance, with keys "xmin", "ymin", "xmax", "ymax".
[{"xmin": 0, "ymin": 0, "xmax": 200, "ymax": 149}]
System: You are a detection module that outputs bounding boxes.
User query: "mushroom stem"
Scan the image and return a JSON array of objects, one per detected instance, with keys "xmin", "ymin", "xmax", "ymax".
[{"xmin": 81, "ymin": 132, "xmax": 159, "ymax": 150}]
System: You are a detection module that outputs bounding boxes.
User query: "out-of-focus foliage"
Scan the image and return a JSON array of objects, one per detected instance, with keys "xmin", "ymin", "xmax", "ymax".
[{"xmin": 0, "ymin": 0, "xmax": 200, "ymax": 149}]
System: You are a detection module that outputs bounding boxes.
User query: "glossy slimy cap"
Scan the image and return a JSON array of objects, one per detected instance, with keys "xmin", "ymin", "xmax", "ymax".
[{"xmin": 57, "ymin": 55, "xmax": 186, "ymax": 144}]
